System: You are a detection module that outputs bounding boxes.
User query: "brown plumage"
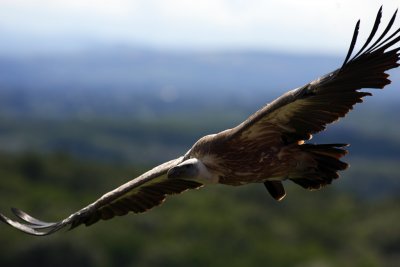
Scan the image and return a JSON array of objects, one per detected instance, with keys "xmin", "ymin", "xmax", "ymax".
[{"xmin": 1, "ymin": 7, "xmax": 399, "ymax": 235}]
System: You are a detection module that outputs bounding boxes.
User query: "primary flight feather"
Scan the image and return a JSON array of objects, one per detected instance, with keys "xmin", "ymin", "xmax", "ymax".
[{"xmin": 1, "ymin": 7, "xmax": 399, "ymax": 235}]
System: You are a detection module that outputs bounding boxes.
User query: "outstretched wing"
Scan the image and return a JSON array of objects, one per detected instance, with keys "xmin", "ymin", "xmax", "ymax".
[
  {"xmin": 230, "ymin": 7, "xmax": 400, "ymax": 144},
  {"xmin": 0, "ymin": 157, "xmax": 203, "ymax": 236}
]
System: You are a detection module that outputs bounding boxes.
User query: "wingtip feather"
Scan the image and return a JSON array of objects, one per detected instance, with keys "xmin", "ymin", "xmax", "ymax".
[
  {"xmin": 11, "ymin": 207, "xmax": 55, "ymax": 228},
  {"xmin": 341, "ymin": 20, "xmax": 360, "ymax": 68}
]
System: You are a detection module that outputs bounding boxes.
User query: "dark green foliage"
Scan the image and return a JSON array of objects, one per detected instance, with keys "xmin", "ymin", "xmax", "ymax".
[{"xmin": 0, "ymin": 152, "xmax": 399, "ymax": 267}]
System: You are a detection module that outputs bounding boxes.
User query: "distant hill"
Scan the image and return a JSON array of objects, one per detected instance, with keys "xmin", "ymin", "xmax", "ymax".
[
  {"xmin": 0, "ymin": 47, "xmax": 399, "ymax": 119},
  {"xmin": 0, "ymin": 48, "xmax": 339, "ymax": 118}
]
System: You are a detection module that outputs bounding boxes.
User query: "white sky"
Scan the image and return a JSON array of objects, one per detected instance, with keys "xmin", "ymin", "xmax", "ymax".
[{"xmin": 0, "ymin": 0, "xmax": 399, "ymax": 55}]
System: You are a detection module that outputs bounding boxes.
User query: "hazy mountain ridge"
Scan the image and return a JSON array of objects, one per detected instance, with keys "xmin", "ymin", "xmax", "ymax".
[
  {"xmin": 1, "ymin": 48, "xmax": 399, "ymax": 120},
  {"xmin": 0, "ymin": 48, "xmax": 340, "ymax": 90}
]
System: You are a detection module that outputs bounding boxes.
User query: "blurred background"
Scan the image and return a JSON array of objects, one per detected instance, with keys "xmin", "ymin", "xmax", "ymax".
[{"xmin": 0, "ymin": 0, "xmax": 399, "ymax": 266}]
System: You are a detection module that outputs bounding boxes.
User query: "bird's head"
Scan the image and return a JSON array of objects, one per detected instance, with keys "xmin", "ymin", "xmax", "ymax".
[{"xmin": 167, "ymin": 158, "xmax": 218, "ymax": 183}]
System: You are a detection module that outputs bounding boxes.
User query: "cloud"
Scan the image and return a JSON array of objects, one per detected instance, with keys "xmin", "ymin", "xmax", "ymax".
[{"xmin": 0, "ymin": 0, "xmax": 398, "ymax": 54}]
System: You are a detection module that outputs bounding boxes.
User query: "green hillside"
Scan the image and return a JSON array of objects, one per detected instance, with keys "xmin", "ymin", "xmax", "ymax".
[{"xmin": 0, "ymin": 148, "xmax": 399, "ymax": 266}]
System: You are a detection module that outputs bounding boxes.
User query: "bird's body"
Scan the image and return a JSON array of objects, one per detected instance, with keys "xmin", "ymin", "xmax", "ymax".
[
  {"xmin": 1, "ymin": 7, "xmax": 400, "ymax": 235},
  {"xmin": 187, "ymin": 132, "xmax": 308, "ymax": 186}
]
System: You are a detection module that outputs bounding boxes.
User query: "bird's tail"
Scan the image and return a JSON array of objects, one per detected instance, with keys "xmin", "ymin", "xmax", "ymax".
[{"xmin": 290, "ymin": 144, "xmax": 349, "ymax": 190}]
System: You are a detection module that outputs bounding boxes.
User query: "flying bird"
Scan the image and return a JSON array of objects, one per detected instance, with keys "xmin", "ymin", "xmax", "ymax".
[{"xmin": 1, "ymin": 7, "xmax": 400, "ymax": 236}]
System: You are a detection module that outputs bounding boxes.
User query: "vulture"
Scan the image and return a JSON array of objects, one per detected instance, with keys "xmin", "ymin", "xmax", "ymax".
[{"xmin": 1, "ymin": 7, "xmax": 399, "ymax": 235}]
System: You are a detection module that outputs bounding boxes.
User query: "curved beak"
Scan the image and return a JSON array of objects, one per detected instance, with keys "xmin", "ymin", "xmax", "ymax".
[
  {"xmin": 167, "ymin": 159, "xmax": 200, "ymax": 180},
  {"xmin": 167, "ymin": 167, "xmax": 181, "ymax": 179}
]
